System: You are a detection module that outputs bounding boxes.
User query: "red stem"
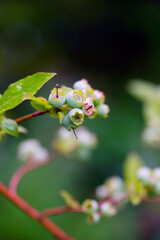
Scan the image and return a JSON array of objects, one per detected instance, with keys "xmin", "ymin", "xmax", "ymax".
[
  {"xmin": 15, "ymin": 110, "xmax": 48, "ymax": 123},
  {"xmin": 9, "ymin": 153, "xmax": 56, "ymax": 194},
  {"xmin": 0, "ymin": 182, "xmax": 75, "ymax": 240},
  {"xmin": 41, "ymin": 206, "xmax": 82, "ymax": 218}
]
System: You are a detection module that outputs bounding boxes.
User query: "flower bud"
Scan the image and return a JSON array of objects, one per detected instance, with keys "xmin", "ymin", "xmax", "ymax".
[
  {"xmin": 100, "ymin": 202, "xmax": 117, "ymax": 216},
  {"xmin": 86, "ymin": 212, "xmax": 100, "ymax": 224},
  {"xmin": 136, "ymin": 167, "xmax": 151, "ymax": 184},
  {"xmin": 73, "ymin": 79, "xmax": 91, "ymax": 91},
  {"xmin": 67, "ymin": 90, "xmax": 85, "ymax": 108},
  {"xmin": 82, "ymin": 199, "xmax": 99, "ymax": 214},
  {"xmin": 95, "ymin": 185, "xmax": 108, "ymax": 199},
  {"xmin": 48, "ymin": 88, "xmax": 66, "ymax": 108},
  {"xmin": 68, "ymin": 108, "xmax": 84, "ymax": 127},
  {"xmin": 94, "ymin": 90, "xmax": 105, "ymax": 106},
  {"xmin": 97, "ymin": 104, "xmax": 110, "ymax": 118}
]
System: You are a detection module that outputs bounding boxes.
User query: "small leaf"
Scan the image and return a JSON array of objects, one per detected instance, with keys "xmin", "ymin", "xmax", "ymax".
[
  {"xmin": 0, "ymin": 118, "xmax": 19, "ymax": 137},
  {"xmin": 24, "ymin": 94, "xmax": 52, "ymax": 112},
  {"xmin": 123, "ymin": 152, "xmax": 146, "ymax": 205},
  {"xmin": 0, "ymin": 72, "xmax": 56, "ymax": 114},
  {"xmin": 60, "ymin": 190, "xmax": 79, "ymax": 208}
]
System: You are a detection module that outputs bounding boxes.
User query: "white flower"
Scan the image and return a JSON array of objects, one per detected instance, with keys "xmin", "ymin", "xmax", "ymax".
[
  {"xmin": 95, "ymin": 185, "xmax": 108, "ymax": 199},
  {"xmin": 18, "ymin": 139, "xmax": 49, "ymax": 163},
  {"xmin": 100, "ymin": 202, "xmax": 117, "ymax": 216},
  {"xmin": 136, "ymin": 167, "xmax": 151, "ymax": 183}
]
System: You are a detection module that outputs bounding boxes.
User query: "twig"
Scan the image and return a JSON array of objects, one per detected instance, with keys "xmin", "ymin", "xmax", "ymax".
[
  {"xmin": 15, "ymin": 110, "xmax": 49, "ymax": 123},
  {"xmin": 0, "ymin": 182, "xmax": 75, "ymax": 240}
]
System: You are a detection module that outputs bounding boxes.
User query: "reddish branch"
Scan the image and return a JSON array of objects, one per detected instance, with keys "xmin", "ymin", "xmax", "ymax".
[
  {"xmin": 0, "ymin": 182, "xmax": 75, "ymax": 240},
  {"xmin": 15, "ymin": 110, "xmax": 49, "ymax": 123}
]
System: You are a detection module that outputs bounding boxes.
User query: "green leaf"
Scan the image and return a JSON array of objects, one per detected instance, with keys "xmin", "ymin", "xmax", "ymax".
[
  {"xmin": 0, "ymin": 72, "xmax": 56, "ymax": 114},
  {"xmin": 0, "ymin": 118, "xmax": 19, "ymax": 137},
  {"xmin": 23, "ymin": 94, "xmax": 52, "ymax": 112},
  {"xmin": 123, "ymin": 152, "xmax": 146, "ymax": 205}
]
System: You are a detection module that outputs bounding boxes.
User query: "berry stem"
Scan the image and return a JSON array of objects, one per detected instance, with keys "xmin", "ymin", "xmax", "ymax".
[
  {"xmin": 15, "ymin": 110, "xmax": 49, "ymax": 123},
  {"xmin": 72, "ymin": 128, "xmax": 78, "ymax": 139},
  {"xmin": 0, "ymin": 182, "xmax": 75, "ymax": 240},
  {"xmin": 56, "ymin": 84, "xmax": 59, "ymax": 98}
]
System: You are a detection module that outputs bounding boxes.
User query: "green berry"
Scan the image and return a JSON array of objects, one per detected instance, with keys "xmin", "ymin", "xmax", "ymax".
[
  {"xmin": 62, "ymin": 114, "xmax": 73, "ymax": 131},
  {"xmin": 97, "ymin": 104, "xmax": 110, "ymax": 118},
  {"xmin": 48, "ymin": 88, "xmax": 66, "ymax": 108},
  {"xmin": 68, "ymin": 108, "xmax": 84, "ymax": 126},
  {"xmin": 67, "ymin": 90, "xmax": 86, "ymax": 108}
]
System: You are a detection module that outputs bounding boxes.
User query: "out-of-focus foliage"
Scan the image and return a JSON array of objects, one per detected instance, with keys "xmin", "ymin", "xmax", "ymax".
[
  {"xmin": 1, "ymin": 0, "xmax": 160, "ymax": 240},
  {"xmin": 128, "ymin": 80, "xmax": 160, "ymax": 148}
]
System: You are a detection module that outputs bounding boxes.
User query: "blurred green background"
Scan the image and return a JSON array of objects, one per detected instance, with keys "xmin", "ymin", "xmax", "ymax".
[{"xmin": 1, "ymin": 1, "xmax": 160, "ymax": 239}]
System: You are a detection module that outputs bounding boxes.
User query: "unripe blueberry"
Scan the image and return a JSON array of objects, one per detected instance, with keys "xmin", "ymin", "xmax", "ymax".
[
  {"xmin": 97, "ymin": 104, "xmax": 110, "ymax": 118},
  {"xmin": 100, "ymin": 202, "xmax": 117, "ymax": 216},
  {"xmin": 95, "ymin": 185, "xmax": 108, "ymax": 199},
  {"xmin": 67, "ymin": 90, "xmax": 85, "ymax": 108},
  {"xmin": 82, "ymin": 199, "xmax": 99, "ymax": 214},
  {"xmin": 61, "ymin": 87, "xmax": 73, "ymax": 95},
  {"xmin": 105, "ymin": 176, "xmax": 124, "ymax": 194},
  {"xmin": 68, "ymin": 108, "xmax": 84, "ymax": 127},
  {"xmin": 62, "ymin": 114, "xmax": 73, "ymax": 131},
  {"xmin": 154, "ymin": 180, "xmax": 160, "ymax": 194},
  {"xmin": 48, "ymin": 87, "xmax": 66, "ymax": 108},
  {"xmin": 153, "ymin": 168, "xmax": 160, "ymax": 179},
  {"xmin": 86, "ymin": 212, "xmax": 100, "ymax": 224},
  {"xmin": 85, "ymin": 88, "xmax": 96, "ymax": 100},
  {"xmin": 136, "ymin": 167, "xmax": 151, "ymax": 184},
  {"xmin": 18, "ymin": 139, "xmax": 49, "ymax": 162},
  {"xmin": 73, "ymin": 79, "xmax": 91, "ymax": 91},
  {"xmin": 94, "ymin": 90, "xmax": 105, "ymax": 106}
]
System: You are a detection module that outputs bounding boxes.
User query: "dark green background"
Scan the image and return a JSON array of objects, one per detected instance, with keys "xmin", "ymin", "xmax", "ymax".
[{"xmin": 1, "ymin": 1, "xmax": 160, "ymax": 239}]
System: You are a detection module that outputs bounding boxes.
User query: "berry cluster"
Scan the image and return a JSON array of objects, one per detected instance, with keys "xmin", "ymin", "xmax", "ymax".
[
  {"xmin": 95, "ymin": 176, "xmax": 126, "ymax": 200},
  {"xmin": 48, "ymin": 79, "xmax": 109, "ymax": 133},
  {"xmin": 53, "ymin": 126, "xmax": 98, "ymax": 159}
]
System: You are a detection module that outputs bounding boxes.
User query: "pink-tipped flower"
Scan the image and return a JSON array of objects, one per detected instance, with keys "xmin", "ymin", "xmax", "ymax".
[
  {"xmin": 97, "ymin": 104, "xmax": 110, "ymax": 118},
  {"xmin": 94, "ymin": 90, "xmax": 105, "ymax": 106}
]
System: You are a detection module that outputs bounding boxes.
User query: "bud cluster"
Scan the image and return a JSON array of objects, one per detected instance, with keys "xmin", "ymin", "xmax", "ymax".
[
  {"xmin": 48, "ymin": 79, "xmax": 109, "ymax": 132},
  {"xmin": 81, "ymin": 199, "xmax": 117, "ymax": 224},
  {"xmin": 95, "ymin": 176, "xmax": 126, "ymax": 200},
  {"xmin": 53, "ymin": 126, "xmax": 98, "ymax": 159},
  {"xmin": 17, "ymin": 139, "xmax": 49, "ymax": 163},
  {"xmin": 136, "ymin": 167, "xmax": 160, "ymax": 195}
]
